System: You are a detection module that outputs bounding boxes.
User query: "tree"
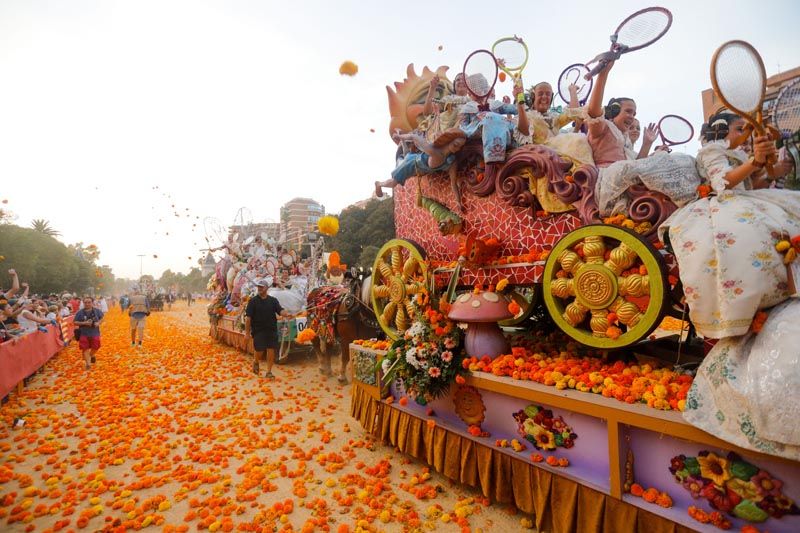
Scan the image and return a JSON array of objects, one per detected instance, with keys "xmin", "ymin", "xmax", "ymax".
[
  {"xmin": 0, "ymin": 224, "xmax": 108, "ymax": 294},
  {"xmin": 31, "ymin": 219, "xmax": 61, "ymax": 237},
  {"xmin": 327, "ymin": 198, "xmax": 395, "ymax": 268}
]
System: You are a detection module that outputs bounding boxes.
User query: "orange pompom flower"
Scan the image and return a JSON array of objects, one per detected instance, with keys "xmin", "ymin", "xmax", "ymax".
[{"xmin": 339, "ymin": 61, "xmax": 358, "ymax": 76}]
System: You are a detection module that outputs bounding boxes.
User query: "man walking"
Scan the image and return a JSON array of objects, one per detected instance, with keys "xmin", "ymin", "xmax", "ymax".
[
  {"xmin": 245, "ymin": 278, "xmax": 289, "ymax": 379},
  {"xmin": 128, "ymin": 289, "xmax": 150, "ymax": 347},
  {"xmin": 74, "ymin": 297, "xmax": 103, "ymax": 370}
]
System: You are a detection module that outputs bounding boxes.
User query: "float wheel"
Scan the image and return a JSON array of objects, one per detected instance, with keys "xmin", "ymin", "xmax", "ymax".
[
  {"xmin": 371, "ymin": 239, "xmax": 429, "ymax": 340},
  {"xmin": 542, "ymin": 225, "xmax": 668, "ymax": 349}
]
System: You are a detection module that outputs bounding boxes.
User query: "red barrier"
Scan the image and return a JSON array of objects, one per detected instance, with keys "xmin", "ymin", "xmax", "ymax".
[
  {"xmin": 0, "ymin": 324, "xmax": 64, "ymax": 399},
  {"xmin": 61, "ymin": 315, "xmax": 75, "ymax": 343}
]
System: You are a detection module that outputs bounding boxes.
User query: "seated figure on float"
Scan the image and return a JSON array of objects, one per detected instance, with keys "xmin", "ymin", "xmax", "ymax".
[
  {"xmin": 375, "ymin": 128, "xmax": 467, "ymax": 199},
  {"xmin": 660, "ymin": 111, "xmax": 800, "ymax": 460},
  {"xmin": 515, "ymin": 81, "xmax": 594, "ymax": 167}
]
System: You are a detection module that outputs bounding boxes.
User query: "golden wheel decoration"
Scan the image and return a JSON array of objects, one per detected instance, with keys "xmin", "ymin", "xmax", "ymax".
[
  {"xmin": 371, "ymin": 239, "xmax": 429, "ymax": 340},
  {"xmin": 542, "ymin": 225, "xmax": 669, "ymax": 349}
]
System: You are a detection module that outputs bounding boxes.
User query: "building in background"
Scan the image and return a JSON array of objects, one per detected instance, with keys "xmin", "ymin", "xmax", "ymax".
[
  {"xmin": 702, "ymin": 66, "xmax": 800, "ymax": 121},
  {"xmin": 228, "ymin": 222, "xmax": 281, "ymax": 242},
  {"xmin": 280, "ymin": 197, "xmax": 325, "ymax": 250},
  {"xmin": 200, "ymin": 252, "xmax": 217, "ymax": 277}
]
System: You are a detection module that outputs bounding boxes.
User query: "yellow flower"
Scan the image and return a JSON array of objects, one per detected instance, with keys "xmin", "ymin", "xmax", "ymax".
[
  {"xmin": 317, "ymin": 215, "xmax": 340, "ymax": 236},
  {"xmin": 339, "ymin": 60, "xmax": 359, "ymax": 76},
  {"xmin": 531, "ymin": 425, "xmax": 556, "ymax": 450},
  {"xmin": 726, "ymin": 478, "xmax": 762, "ymax": 502},
  {"xmin": 697, "ymin": 452, "xmax": 731, "ymax": 486}
]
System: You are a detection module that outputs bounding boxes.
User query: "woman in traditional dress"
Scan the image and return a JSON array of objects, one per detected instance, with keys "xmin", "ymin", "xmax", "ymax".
[
  {"xmin": 659, "ymin": 111, "xmax": 799, "ymax": 338},
  {"xmin": 514, "ymin": 81, "xmax": 595, "ymax": 166},
  {"xmin": 585, "ymin": 61, "xmax": 695, "ymax": 216}
]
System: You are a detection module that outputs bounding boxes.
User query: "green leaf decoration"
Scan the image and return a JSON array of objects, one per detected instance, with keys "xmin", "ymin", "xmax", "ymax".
[
  {"xmin": 732, "ymin": 500, "xmax": 769, "ymax": 523},
  {"xmin": 674, "ymin": 468, "xmax": 690, "ymax": 481},
  {"xmin": 684, "ymin": 457, "xmax": 701, "ymax": 476},
  {"xmin": 730, "ymin": 460, "xmax": 759, "ymax": 481},
  {"xmin": 523, "ymin": 405, "xmax": 540, "ymax": 418},
  {"xmin": 553, "ymin": 433, "xmax": 564, "ymax": 446}
]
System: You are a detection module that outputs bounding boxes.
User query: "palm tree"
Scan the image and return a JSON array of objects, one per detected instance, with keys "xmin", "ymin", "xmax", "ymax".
[{"xmin": 31, "ymin": 219, "xmax": 61, "ymax": 237}]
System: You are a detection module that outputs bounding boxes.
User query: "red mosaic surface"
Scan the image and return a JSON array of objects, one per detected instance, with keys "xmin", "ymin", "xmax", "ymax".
[{"xmin": 394, "ymin": 172, "xmax": 580, "ymax": 287}]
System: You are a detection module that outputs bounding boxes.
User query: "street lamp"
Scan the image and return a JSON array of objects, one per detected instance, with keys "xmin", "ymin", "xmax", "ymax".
[{"xmin": 137, "ymin": 254, "xmax": 145, "ymax": 279}]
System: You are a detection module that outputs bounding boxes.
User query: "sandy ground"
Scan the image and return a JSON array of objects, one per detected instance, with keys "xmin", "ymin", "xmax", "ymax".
[{"xmin": 0, "ymin": 303, "xmax": 531, "ymax": 532}]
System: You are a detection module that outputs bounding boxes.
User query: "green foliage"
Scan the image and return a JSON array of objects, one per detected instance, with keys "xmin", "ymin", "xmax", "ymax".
[
  {"xmin": 0, "ymin": 224, "xmax": 107, "ymax": 294},
  {"xmin": 157, "ymin": 267, "xmax": 208, "ymax": 293},
  {"xmin": 31, "ymin": 219, "xmax": 61, "ymax": 237},
  {"xmin": 327, "ymin": 198, "xmax": 395, "ymax": 268}
]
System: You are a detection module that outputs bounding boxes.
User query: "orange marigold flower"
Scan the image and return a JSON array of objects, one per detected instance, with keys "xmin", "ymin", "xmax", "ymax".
[{"xmin": 642, "ymin": 488, "xmax": 659, "ymax": 503}]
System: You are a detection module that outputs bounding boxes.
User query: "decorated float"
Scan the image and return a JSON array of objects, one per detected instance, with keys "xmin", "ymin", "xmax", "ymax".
[
  {"xmin": 206, "ymin": 222, "xmax": 323, "ymax": 362},
  {"xmin": 350, "ymin": 30, "xmax": 800, "ymax": 533}
]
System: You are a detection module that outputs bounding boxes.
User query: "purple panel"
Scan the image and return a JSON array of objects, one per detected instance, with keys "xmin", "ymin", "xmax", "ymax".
[
  {"xmin": 389, "ymin": 381, "xmax": 610, "ymax": 492},
  {"xmin": 625, "ymin": 426, "xmax": 800, "ymax": 533}
]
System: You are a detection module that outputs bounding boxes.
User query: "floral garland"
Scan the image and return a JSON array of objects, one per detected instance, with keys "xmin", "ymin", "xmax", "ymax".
[
  {"xmin": 380, "ymin": 293, "xmax": 464, "ymax": 403},
  {"xmin": 669, "ymin": 451, "xmax": 799, "ymax": 522}
]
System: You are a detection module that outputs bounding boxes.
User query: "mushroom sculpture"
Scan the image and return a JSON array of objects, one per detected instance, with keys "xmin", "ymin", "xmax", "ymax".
[{"xmin": 448, "ymin": 290, "xmax": 513, "ymax": 358}]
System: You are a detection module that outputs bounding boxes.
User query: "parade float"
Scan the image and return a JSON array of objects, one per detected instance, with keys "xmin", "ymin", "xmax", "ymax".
[
  {"xmin": 349, "ymin": 27, "xmax": 800, "ymax": 533},
  {"xmin": 206, "ymin": 225, "xmax": 321, "ymax": 362}
]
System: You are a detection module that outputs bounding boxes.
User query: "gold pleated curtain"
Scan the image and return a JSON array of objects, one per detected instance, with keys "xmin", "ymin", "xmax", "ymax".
[
  {"xmin": 351, "ymin": 384, "xmax": 697, "ymax": 533},
  {"xmin": 213, "ymin": 326, "xmax": 252, "ymax": 353}
]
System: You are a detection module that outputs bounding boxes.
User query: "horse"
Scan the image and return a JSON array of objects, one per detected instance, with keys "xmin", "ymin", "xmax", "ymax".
[{"xmin": 307, "ymin": 270, "xmax": 382, "ymax": 384}]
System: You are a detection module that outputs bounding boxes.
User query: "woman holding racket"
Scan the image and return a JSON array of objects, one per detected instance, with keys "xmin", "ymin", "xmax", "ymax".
[
  {"xmin": 658, "ymin": 111, "xmax": 800, "ymax": 339},
  {"xmin": 515, "ymin": 81, "xmax": 594, "ymax": 167}
]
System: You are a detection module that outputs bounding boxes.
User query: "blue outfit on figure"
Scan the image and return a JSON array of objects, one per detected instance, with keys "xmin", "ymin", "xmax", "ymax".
[
  {"xmin": 391, "ymin": 153, "xmax": 457, "ymax": 186},
  {"xmin": 458, "ymin": 101, "xmax": 518, "ymax": 163}
]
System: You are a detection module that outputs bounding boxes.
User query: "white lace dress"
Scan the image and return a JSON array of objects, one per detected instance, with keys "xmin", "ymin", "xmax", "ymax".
[
  {"xmin": 683, "ymin": 298, "xmax": 800, "ymax": 460},
  {"xmin": 659, "ymin": 140, "xmax": 800, "ymax": 338}
]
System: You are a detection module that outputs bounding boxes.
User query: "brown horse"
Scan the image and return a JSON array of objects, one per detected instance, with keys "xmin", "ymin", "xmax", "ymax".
[{"xmin": 308, "ymin": 272, "xmax": 381, "ymax": 384}]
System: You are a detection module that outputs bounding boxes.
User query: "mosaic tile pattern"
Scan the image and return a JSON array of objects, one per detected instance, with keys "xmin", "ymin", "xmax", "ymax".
[{"xmin": 395, "ymin": 172, "xmax": 580, "ymax": 287}]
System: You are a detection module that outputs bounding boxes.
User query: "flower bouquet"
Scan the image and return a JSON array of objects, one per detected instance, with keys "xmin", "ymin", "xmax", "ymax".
[
  {"xmin": 513, "ymin": 404, "xmax": 577, "ymax": 451},
  {"xmin": 669, "ymin": 451, "xmax": 799, "ymax": 522},
  {"xmin": 379, "ymin": 295, "xmax": 464, "ymax": 403}
]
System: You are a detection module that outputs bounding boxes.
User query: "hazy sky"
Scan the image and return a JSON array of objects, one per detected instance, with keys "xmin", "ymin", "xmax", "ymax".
[{"xmin": 2, "ymin": 0, "xmax": 799, "ymax": 279}]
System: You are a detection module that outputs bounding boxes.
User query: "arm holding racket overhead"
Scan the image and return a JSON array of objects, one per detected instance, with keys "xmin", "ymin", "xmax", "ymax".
[
  {"xmin": 586, "ymin": 60, "xmax": 614, "ymax": 137},
  {"xmin": 513, "ymin": 83, "xmax": 530, "ymax": 137}
]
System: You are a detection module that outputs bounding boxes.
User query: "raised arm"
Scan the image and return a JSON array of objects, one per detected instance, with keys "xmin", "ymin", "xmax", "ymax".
[
  {"xmin": 587, "ymin": 62, "xmax": 613, "ymax": 119},
  {"xmin": 637, "ymin": 123, "xmax": 657, "ymax": 159},
  {"xmin": 513, "ymin": 83, "xmax": 529, "ymax": 136},
  {"xmin": 422, "ymin": 75, "xmax": 439, "ymax": 117},
  {"xmin": 5, "ymin": 269, "xmax": 19, "ymax": 298}
]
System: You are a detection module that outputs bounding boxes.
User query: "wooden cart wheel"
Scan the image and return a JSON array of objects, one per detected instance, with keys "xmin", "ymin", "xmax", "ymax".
[
  {"xmin": 371, "ymin": 239, "xmax": 429, "ymax": 340},
  {"xmin": 499, "ymin": 285, "xmax": 539, "ymax": 327},
  {"xmin": 542, "ymin": 225, "xmax": 668, "ymax": 349}
]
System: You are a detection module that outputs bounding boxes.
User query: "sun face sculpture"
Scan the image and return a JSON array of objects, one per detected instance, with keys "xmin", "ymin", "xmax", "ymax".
[{"xmin": 386, "ymin": 64, "xmax": 452, "ymax": 136}]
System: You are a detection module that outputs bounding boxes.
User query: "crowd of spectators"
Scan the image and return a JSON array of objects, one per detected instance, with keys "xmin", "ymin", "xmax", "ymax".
[{"xmin": 0, "ymin": 268, "xmax": 111, "ymax": 343}]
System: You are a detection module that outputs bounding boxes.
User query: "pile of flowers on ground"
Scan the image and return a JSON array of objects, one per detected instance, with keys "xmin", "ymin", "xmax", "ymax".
[
  {"xmin": 670, "ymin": 451, "xmax": 799, "ymax": 523},
  {"xmin": 380, "ymin": 297, "xmax": 464, "ymax": 403},
  {"xmin": 463, "ymin": 346, "xmax": 693, "ymax": 411}
]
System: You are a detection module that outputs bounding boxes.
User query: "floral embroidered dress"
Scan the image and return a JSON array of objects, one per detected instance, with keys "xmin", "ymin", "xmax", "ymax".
[
  {"xmin": 659, "ymin": 140, "xmax": 800, "ymax": 338},
  {"xmin": 683, "ymin": 298, "xmax": 800, "ymax": 460}
]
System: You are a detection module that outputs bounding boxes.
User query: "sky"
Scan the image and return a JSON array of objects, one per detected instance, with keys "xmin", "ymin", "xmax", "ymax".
[{"xmin": 1, "ymin": 0, "xmax": 799, "ymax": 279}]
